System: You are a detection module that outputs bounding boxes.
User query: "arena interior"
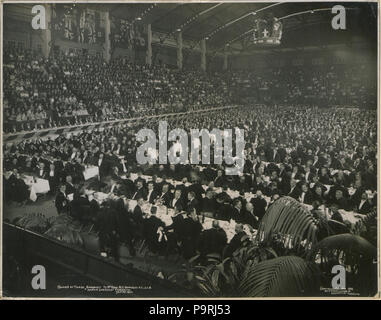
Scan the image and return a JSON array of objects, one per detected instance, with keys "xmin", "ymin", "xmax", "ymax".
[{"xmin": 2, "ymin": 2, "xmax": 378, "ymax": 298}]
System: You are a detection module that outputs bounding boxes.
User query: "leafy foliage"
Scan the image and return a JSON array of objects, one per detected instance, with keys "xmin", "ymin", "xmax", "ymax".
[
  {"xmin": 353, "ymin": 209, "xmax": 377, "ymax": 246},
  {"xmin": 312, "ymin": 233, "xmax": 377, "ymax": 296},
  {"xmin": 238, "ymin": 256, "xmax": 320, "ymax": 297},
  {"xmin": 170, "ymin": 243, "xmax": 278, "ymax": 297},
  {"xmin": 14, "ymin": 213, "xmax": 49, "ymax": 233},
  {"xmin": 255, "ymin": 197, "xmax": 319, "ymax": 256},
  {"xmin": 44, "ymin": 214, "xmax": 84, "ymax": 246}
]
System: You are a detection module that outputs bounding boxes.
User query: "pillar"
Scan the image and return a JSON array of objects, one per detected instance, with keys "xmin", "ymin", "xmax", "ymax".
[
  {"xmin": 223, "ymin": 47, "xmax": 228, "ymax": 71},
  {"xmin": 177, "ymin": 31, "xmax": 183, "ymax": 70},
  {"xmin": 146, "ymin": 23, "xmax": 152, "ymax": 66},
  {"xmin": 42, "ymin": 4, "xmax": 52, "ymax": 58},
  {"xmin": 103, "ymin": 11, "xmax": 111, "ymax": 62},
  {"xmin": 201, "ymin": 39, "xmax": 206, "ymax": 71}
]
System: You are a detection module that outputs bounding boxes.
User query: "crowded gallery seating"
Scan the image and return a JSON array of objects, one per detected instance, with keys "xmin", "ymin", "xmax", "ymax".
[{"xmin": 3, "ymin": 44, "xmax": 376, "ymax": 133}]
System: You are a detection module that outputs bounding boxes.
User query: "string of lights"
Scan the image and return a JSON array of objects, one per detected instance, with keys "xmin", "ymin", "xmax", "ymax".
[
  {"xmin": 203, "ymin": 3, "xmax": 282, "ymax": 42},
  {"xmin": 157, "ymin": 3, "xmax": 223, "ymax": 46}
]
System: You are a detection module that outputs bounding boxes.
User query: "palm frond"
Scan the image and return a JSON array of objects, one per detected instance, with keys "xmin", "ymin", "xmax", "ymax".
[
  {"xmin": 15, "ymin": 213, "xmax": 49, "ymax": 233},
  {"xmin": 313, "ymin": 233, "xmax": 376, "ymax": 259},
  {"xmin": 239, "ymin": 256, "xmax": 320, "ymax": 297},
  {"xmin": 312, "ymin": 233, "xmax": 377, "ymax": 296},
  {"xmin": 256, "ymin": 197, "xmax": 318, "ymax": 255}
]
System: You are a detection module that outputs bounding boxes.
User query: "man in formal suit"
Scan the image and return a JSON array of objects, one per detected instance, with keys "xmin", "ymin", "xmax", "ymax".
[
  {"xmin": 288, "ymin": 179, "xmax": 301, "ymax": 200},
  {"xmin": 198, "ymin": 220, "xmax": 227, "ymax": 258},
  {"xmin": 225, "ymin": 224, "xmax": 248, "ymax": 257},
  {"xmin": 48, "ymin": 163, "xmax": 60, "ymax": 194},
  {"xmin": 81, "ymin": 150, "xmax": 93, "ymax": 165},
  {"xmin": 134, "ymin": 170, "xmax": 147, "ymax": 188},
  {"xmin": 55, "ymin": 184, "xmax": 69, "ymax": 214},
  {"xmin": 238, "ymin": 202, "xmax": 259, "ymax": 228},
  {"xmin": 108, "ymin": 177, "xmax": 128, "ymax": 197},
  {"xmin": 231, "ymin": 199, "xmax": 243, "ymax": 222},
  {"xmin": 121, "ymin": 173, "xmax": 136, "ymax": 198},
  {"xmin": 9, "ymin": 171, "xmax": 30, "ymax": 205},
  {"xmin": 31, "ymin": 153, "xmax": 42, "ymax": 170},
  {"xmin": 176, "ymin": 178, "xmax": 189, "ymax": 202},
  {"xmin": 156, "ymin": 183, "xmax": 172, "ymax": 206},
  {"xmin": 94, "ymin": 153, "xmax": 109, "ymax": 178},
  {"xmin": 8, "ymin": 157, "xmax": 22, "ymax": 172},
  {"xmin": 132, "ymin": 180, "xmax": 147, "ymax": 201},
  {"xmin": 95, "ymin": 203, "xmax": 118, "ymax": 260},
  {"xmin": 146, "ymin": 181, "xmax": 159, "ymax": 204},
  {"xmin": 187, "ymin": 178, "xmax": 205, "ymax": 204},
  {"xmin": 215, "ymin": 194, "xmax": 232, "ymax": 221},
  {"xmin": 168, "ymin": 189, "xmax": 185, "ymax": 212},
  {"xmin": 356, "ymin": 191, "xmax": 373, "ymax": 214},
  {"xmin": 143, "ymin": 213, "xmax": 166, "ymax": 254},
  {"xmin": 156, "ymin": 175, "xmax": 174, "ymax": 193},
  {"xmin": 330, "ymin": 189, "xmax": 350, "ymax": 211},
  {"xmin": 235, "ymin": 175, "xmax": 250, "ymax": 193},
  {"xmin": 250, "ymin": 191, "xmax": 267, "ymax": 221},
  {"xmin": 114, "ymin": 199, "xmax": 136, "ymax": 256},
  {"xmin": 65, "ymin": 175, "xmax": 76, "ymax": 196},
  {"xmin": 165, "ymin": 211, "xmax": 202, "ymax": 258},
  {"xmin": 304, "ymin": 166, "xmax": 315, "ymax": 183},
  {"xmin": 201, "ymin": 190, "xmax": 217, "ymax": 215},
  {"xmin": 299, "ymin": 183, "xmax": 314, "ymax": 205},
  {"xmin": 35, "ymin": 162, "xmax": 48, "ymax": 179},
  {"xmin": 71, "ymin": 186, "xmax": 91, "ymax": 221},
  {"xmin": 131, "ymin": 198, "xmax": 146, "ymax": 238},
  {"xmin": 186, "ymin": 191, "xmax": 199, "ymax": 215},
  {"xmin": 269, "ymin": 148, "xmax": 281, "ymax": 163}
]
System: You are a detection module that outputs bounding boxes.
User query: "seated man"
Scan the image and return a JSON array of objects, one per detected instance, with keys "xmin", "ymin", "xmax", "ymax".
[
  {"xmin": 239, "ymin": 202, "xmax": 259, "ymax": 229},
  {"xmin": 201, "ymin": 190, "xmax": 217, "ymax": 215},
  {"xmin": 146, "ymin": 181, "xmax": 159, "ymax": 204},
  {"xmin": 330, "ymin": 189, "xmax": 350, "ymax": 211},
  {"xmin": 65, "ymin": 175, "xmax": 77, "ymax": 196},
  {"xmin": 186, "ymin": 191, "xmax": 199, "ymax": 215},
  {"xmin": 225, "ymin": 224, "xmax": 248, "ymax": 257},
  {"xmin": 250, "ymin": 190, "xmax": 267, "ymax": 221},
  {"xmin": 168, "ymin": 189, "xmax": 185, "ymax": 212},
  {"xmin": 156, "ymin": 183, "xmax": 172, "ymax": 207},
  {"xmin": 165, "ymin": 211, "xmax": 202, "ymax": 259},
  {"xmin": 355, "ymin": 191, "xmax": 373, "ymax": 214},
  {"xmin": 131, "ymin": 180, "xmax": 147, "ymax": 201},
  {"xmin": 197, "ymin": 220, "xmax": 227, "ymax": 259}
]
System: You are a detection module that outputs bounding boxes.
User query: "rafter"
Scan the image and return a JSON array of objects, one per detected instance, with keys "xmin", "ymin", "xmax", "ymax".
[{"xmin": 202, "ymin": 3, "xmax": 283, "ymax": 41}]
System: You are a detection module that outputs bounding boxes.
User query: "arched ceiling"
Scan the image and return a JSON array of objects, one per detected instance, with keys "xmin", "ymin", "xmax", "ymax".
[{"xmin": 105, "ymin": 1, "xmax": 377, "ymax": 53}]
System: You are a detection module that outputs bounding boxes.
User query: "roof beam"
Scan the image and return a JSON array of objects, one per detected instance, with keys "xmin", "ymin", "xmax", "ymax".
[{"xmin": 202, "ymin": 3, "xmax": 283, "ymax": 41}]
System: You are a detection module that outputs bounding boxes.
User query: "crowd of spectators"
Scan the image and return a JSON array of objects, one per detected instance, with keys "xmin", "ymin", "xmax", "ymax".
[
  {"xmin": 4, "ymin": 104, "xmax": 377, "ymax": 260},
  {"xmin": 3, "ymin": 44, "xmax": 376, "ymax": 133},
  {"xmin": 229, "ymin": 65, "xmax": 377, "ymax": 106},
  {"xmin": 3, "ymin": 46, "xmax": 90, "ymax": 132}
]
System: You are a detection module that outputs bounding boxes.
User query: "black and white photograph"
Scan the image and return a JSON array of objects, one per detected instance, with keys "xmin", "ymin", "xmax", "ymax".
[{"xmin": 1, "ymin": 0, "xmax": 379, "ymax": 299}]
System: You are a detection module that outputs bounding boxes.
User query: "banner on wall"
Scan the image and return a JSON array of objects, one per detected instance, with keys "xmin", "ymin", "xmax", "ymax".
[
  {"xmin": 110, "ymin": 16, "xmax": 147, "ymax": 49},
  {"xmin": 52, "ymin": 5, "xmax": 105, "ymax": 44}
]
